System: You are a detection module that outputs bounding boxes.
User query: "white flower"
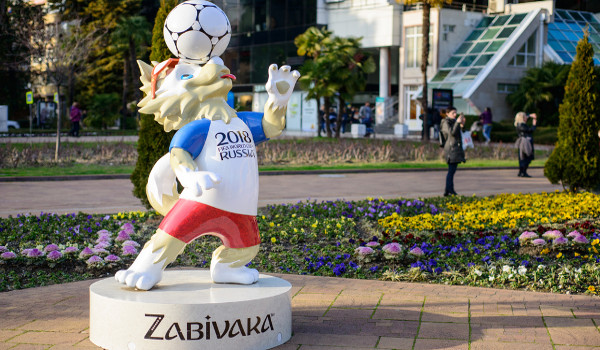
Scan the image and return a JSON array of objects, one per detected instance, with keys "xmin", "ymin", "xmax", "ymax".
[
  {"xmin": 508, "ymin": 273, "xmax": 514, "ymax": 279},
  {"xmin": 474, "ymin": 269, "xmax": 482, "ymax": 276},
  {"xmin": 518, "ymin": 266, "xmax": 527, "ymax": 276},
  {"xmin": 488, "ymin": 265, "xmax": 496, "ymax": 272},
  {"xmin": 489, "ymin": 275, "xmax": 495, "ymax": 282},
  {"xmin": 502, "ymin": 265, "xmax": 512, "ymax": 273},
  {"xmin": 537, "ymin": 265, "xmax": 546, "ymax": 270},
  {"xmin": 575, "ymin": 268, "xmax": 582, "ymax": 274}
]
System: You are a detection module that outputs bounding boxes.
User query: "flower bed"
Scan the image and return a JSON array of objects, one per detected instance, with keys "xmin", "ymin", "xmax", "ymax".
[{"xmin": 1, "ymin": 193, "xmax": 598, "ymax": 296}]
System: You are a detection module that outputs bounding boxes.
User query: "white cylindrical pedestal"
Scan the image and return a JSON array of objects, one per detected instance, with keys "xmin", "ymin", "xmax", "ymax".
[{"xmin": 90, "ymin": 270, "xmax": 292, "ymax": 350}]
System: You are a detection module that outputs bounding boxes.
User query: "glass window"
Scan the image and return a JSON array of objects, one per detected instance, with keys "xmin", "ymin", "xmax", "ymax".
[
  {"xmin": 469, "ymin": 41, "xmax": 489, "ymax": 54},
  {"xmin": 580, "ymin": 12, "xmax": 597, "ymax": 23},
  {"xmin": 477, "ymin": 17, "xmax": 494, "ymax": 28},
  {"xmin": 455, "ymin": 42, "xmax": 473, "ymax": 54},
  {"xmin": 558, "ymin": 51, "xmax": 572, "ymax": 62},
  {"xmin": 474, "ymin": 54, "xmax": 493, "ymax": 66},
  {"xmin": 447, "ymin": 68, "xmax": 466, "ymax": 81},
  {"xmin": 549, "ymin": 30, "xmax": 566, "ymax": 40},
  {"xmin": 497, "ymin": 27, "xmax": 515, "ymax": 39},
  {"xmin": 458, "ymin": 55, "xmax": 477, "ymax": 67},
  {"xmin": 443, "ymin": 56, "xmax": 462, "ymax": 68},
  {"xmin": 508, "ymin": 13, "xmax": 527, "ymax": 25},
  {"xmin": 571, "ymin": 12, "xmax": 586, "ymax": 22},
  {"xmin": 491, "ymin": 15, "xmax": 510, "ymax": 27},
  {"xmin": 466, "ymin": 29, "xmax": 484, "ymax": 41},
  {"xmin": 431, "ymin": 70, "xmax": 450, "ymax": 81},
  {"xmin": 497, "ymin": 83, "xmax": 518, "ymax": 94},
  {"xmin": 464, "ymin": 68, "xmax": 481, "ymax": 79},
  {"xmin": 405, "ymin": 25, "xmax": 433, "ymax": 68},
  {"xmin": 486, "ymin": 40, "xmax": 505, "ymax": 52},
  {"xmin": 509, "ymin": 32, "xmax": 536, "ymax": 68},
  {"xmin": 481, "ymin": 28, "xmax": 500, "ymax": 40},
  {"xmin": 548, "ymin": 40, "xmax": 564, "ymax": 52}
]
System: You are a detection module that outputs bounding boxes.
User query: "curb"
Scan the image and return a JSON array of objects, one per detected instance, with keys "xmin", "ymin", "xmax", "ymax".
[{"xmin": 0, "ymin": 166, "xmax": 542, "ymax": 182}]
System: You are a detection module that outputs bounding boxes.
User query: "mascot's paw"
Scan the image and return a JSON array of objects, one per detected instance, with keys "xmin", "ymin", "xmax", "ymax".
[
  {"xmin": 175, "ymin": 167, "xmax": 221, "ymax": 197},
  {"xmin": 266, "ymin": 64, "xmax": 300, "ymax": 108},
  {"xmin": 211, "ymin": 262, "xmax": 259, "ymax": 285},
  {"xmin": 114, "ymin": 245, "xmax": 165, "ymax": 290}
]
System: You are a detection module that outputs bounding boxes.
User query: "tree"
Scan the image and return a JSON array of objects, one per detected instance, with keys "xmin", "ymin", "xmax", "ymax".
[
  {"xmin": 111, "ymin": 15, "xmax": 151, "ymax": 126},
  {"xmin": 544, "ymin": 33, "xmax": 600, "ymax": 192},
  {"xmin": 397, "ymin": 0, "xmax": 451, "ymax": 140},
  {"xmin": 506, "ymin": 62, "xmax": 570, "ymax": 126},
  {"xmin": 130, "ymin": 0, "xmax": 177, "ymax": 208},
  {"xmin": 295, "ymin": 27, "xmax": 375, "ymax": 138}
]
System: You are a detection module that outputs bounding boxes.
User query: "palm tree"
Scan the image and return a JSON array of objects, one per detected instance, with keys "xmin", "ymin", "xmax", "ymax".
[
  {"xmin": 111, "ymin": 16, "xmax": 151, "ymax": 124},
  {"xmin": 397, "ymin": 0, "xmax": 451, "ymax": 140}
]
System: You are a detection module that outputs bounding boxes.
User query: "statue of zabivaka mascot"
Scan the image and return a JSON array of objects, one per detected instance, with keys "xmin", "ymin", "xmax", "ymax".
[{"xmin": 115, "ymin": 0, "xmax": 299, "ymax": 290}]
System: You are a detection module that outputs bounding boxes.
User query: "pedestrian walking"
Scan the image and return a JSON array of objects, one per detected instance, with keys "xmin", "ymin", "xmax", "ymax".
[
  {"xmin": 69, "ymin": 102, "xmax": 83, "ymax": 137},
  {"xmin": 514, "ymin": 112, "xmax": 537, "ymax": 177},
  {"xmin": 440, "ymin": 106, "xmax": 466, "ymax": 196},
  {"xmin": 480, "ymin": 107, "xmax": 493, "ymax": 144}
]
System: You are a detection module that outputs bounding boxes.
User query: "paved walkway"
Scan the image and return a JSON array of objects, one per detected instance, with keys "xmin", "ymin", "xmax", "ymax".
[
  {"xmin": 0, "ymin": 168, "xmax": 561, "ymax": 217},
  {"xmin": 1, "ymin": 271, "xmax": 599, "ymax": 349}
]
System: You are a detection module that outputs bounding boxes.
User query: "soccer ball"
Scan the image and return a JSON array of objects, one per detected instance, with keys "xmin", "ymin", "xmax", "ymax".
[{"xmin": 163, "ymin": 0, "xmax": 231, "ymax": 64}]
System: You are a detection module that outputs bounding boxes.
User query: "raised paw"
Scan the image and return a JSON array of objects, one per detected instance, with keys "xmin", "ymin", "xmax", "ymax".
[{"xmin": 265, "ymin": 64, "xmax": 300, "ymax": 108}]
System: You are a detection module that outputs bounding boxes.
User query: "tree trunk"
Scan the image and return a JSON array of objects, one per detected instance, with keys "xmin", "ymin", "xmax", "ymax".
[
  {"xmin": 54, "ymin": 85, "xmax": 61, "ymax": 162},
  {"xmin": 323, "ymin": 97, "xmax": 332, "ymax": 138},
  {"xmin": 316, "ymin": 98, "xmax": 323, "ymax": 137},
  {"xmin": 335, "ymin": 97, "xmax": 345, "ymax": 138},
  {"xmin": 129, "ymin": 37, "xmax": 141, "ymax": 103},
  {"xmin": 421, "ymin": 2, "xmax": 431, "ymax": 141}
]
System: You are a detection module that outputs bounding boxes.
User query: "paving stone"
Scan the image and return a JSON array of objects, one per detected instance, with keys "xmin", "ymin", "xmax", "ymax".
[
  {"xmin": 8, "ymin": 331, "xmax": 87, "ymax": 346},
  {"xmin": 375, "ymin": 336, "xmax": 414, "ymax": 349},
  {"xmin": 19, "ymin": 318, "xmax": 88, "ymax": 333},
  {"xmin": 470, "ymin": 340, "xmax": 554, "ymax": 349},
  {"xmin": 3, "ymin": 344, "xmax": 48, "ymax": 350},
  {"xmin": 417, "ymin": 322, "xmax": 469, "ymax": 341},
  {"xmin": 412, "ymin": 338, "xmax": 466, "ymax": 349},
  {"xmin": 288, "ymin": 333, "xmax": 378, "ymax": 347},
  {"xmin": 545, "ymin": 317, "xmax": 600, "ymax": 346},
  {"xmin": 540, "ymin": 306, "xmax": 576, "ymax": 318},
  {"xmin": 0, "ymin": 330, "xmax": 24, "ymax": 342},
  {"xmin": 324, "ymin": 308, "xmax": 374, "ymax": 319},
  {"xmin": 372, "ymin": 307, "xmax": 421, "ymax": 321},
  {"xmin": 332, "ymin": 294, "xmax": 382, "ymax": 308}
]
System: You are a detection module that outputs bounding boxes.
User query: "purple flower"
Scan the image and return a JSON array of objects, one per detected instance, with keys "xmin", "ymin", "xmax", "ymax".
[
  {"xmin": 115, "ymin": 230, "xmax": 131, "ymax": 242},
  {"xmin": 63, "ymin": 246, "xmax": 78, "ymax": 254},
  {"xmin": 567, "ymin": 230, "xmax": 582, "ymax": 238},
  {"xmin": 97, "ymin": 229, "xmax": 111, "ymax": 236},
  {"xmin": 542, "ymin": 230, "xmax": 564, "ymax": 239},
  {"xmin": 0, "ymin": 251, "xmax": 16, "ymax": 259},
  {"xmin": 0, "ymin": 246, "xmax": 8, "ymax": 253},
  {"xmin": 47, "ymin": 250, "xmax": 63, "ymax": 260},
  {"xmin": 104, "ymin": 254, "xmax": 121, "ymax": 262},
  {"xmin": 96, "ymin": 235, "xmax": 111, "ymax": 243},
  {"xmin": 532, "ymin": 239, "xmax": 547, "ymax": 246},
  {"xmin": 365, "ymin": 241, "xmax": 380, "ymax": 247},
  {"xmin": 382, "ymin": 243, "xmax": 402, "ymax": 255},
  {"xmin": 573, "ymin": 235, "xmax": 589, "ymax": 244},
  {"xmin": 44, "ymin": 244, "xmax": 59, "ymax": 252},
  {"xmin": 122, "ymin": 240, "xmax": 140, "ymax": 247},
  {"xmin": 553, "ymin": 237, "xmax": 568, "ymax": 245},
  {"xmin": 518, "ymin": 231, "xmax": 538, "ymax": 241},
  {"xmin": 409, "ymin": 247, "xmax": 424, "ymax": 256},
  {"xmin": 86, "ymin": 255, "xmax": 103, "ymax": 265},
  {"xmin": 92, "ymin": 248, "xmax": 108, "ymax": 255},
  {"xmin": 26, "ymin": 249, "xmax": 44, "ymax": 258},
  {"xmin": 79, "ymin": 247, "xmax": 94, "ymax": 258},
  {"xmin": 355, "ymin": 246, "xmax": 374, "ymax": 256},
  {"xmin": 120, "ymin": 223, "xmax": 135, "ymax": 235},
  {"xmin": 122, "ymin": 245, "xmax": 138, "ymax": 256},
  {"xmin": 94, "ymin": 242, "xmax": 110, "ymax": 249}
]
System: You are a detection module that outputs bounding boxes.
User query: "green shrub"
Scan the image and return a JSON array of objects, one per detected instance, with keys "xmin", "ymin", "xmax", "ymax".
[
  {"xmin": 84, "ymin": 93, "xmax": 120, "ymax": 129},
  {"xmin": 544, "ymin": 34, "xmax": 600, "ymax": 192},
  {"xmin": 130, "ymin": 0, "xmax": 178, "ymax": 208}
]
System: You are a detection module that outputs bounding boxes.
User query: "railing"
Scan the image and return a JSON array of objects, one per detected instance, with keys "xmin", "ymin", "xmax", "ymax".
[{"xmin": 403, "ymin": 2, "xmax": 488, "ymax": 13}]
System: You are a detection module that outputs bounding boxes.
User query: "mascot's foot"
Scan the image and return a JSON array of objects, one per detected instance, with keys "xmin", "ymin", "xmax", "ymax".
[
  {"xmin": 210, "ymin": 261, "xmax": 259, "ymax": 285},
  {"xmin": 115, "ymin": 244, "xmax": 165, "ymax": 290}
]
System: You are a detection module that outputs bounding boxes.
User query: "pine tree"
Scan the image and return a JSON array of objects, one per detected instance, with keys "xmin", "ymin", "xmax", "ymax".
[
  {"xmin": 130, "ymin": 0, "xmax": 177, "ymax": 208},
  {"xmin": 544, "ymin": 32, "xmax": 600, "ymax": 192}
]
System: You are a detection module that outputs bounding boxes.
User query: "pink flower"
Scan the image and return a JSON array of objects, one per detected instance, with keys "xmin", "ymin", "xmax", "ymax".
[
  {"xmin": 47, "ymin": 250, "xmax": 63, "ymax": 260},
  {"xmin": 115, "ymin": 230, "xmax": 131, "ymax": 242},
  {"xmin": 92, "ymin": 248, "xmax": 108, "ymax": 255},
  {"xmin": 26, "ymin": 249, "xmax": 44, "ymax": 258},
  {"xmin": 97, "ymin": 229, "xmax": 111, "ymax": 236},
  {"xmin": 44, "ymin": 244, "xmax": 59, "ymax": 252},
  {"xmin": 0, "ymin": 246, "xmax": 8, "ymax": 253},
  {"xmin": 567, "ymin": 230, "xmax": 582, "ymax": 238},
  {"xmin": 21, "ymin": 248, "xmax": 32, "ymax": 256},
  {"xmin": 532, "ymin": 239, "xmax": 547, "ymax": 246},
  {"xmin": 553, "ymin": 237, "xmax": 569, "ymax": 245},
  {"xmin": 79, "ymin": 247, "xmax": 94, "ymax": 258},
  {"xmin": 86, "ymin": 255, "xmax": 103, "ymax": 265},
  {"xmin": 355, "ymin": 246, "xmax": 374, "ymax": 256},
  {"xmin": 122, "ymin": 240, "xmax": 140, "ymax": 247},
  {"xmin": 94, "ymin": 242, "xmax": 110, "ymax": 249},
  {"xmin": 365, "ymin": 241, "xmax": 380, "ymax": 247},
  {"xmin": 409, "ymin": 247, "xmax": 424, "ymax": 256},
  {"xmin": 573, "ymin": 235, "xmax": 589, "ymax": 244},
  {"xmin": 63, "ymin": 246, "xmax": 78, "ymax": 254},
  {"xmin": 104, "ymin": 254, "xmax": 121, "ymax": 262},
  {"xmin": 519, "ymin": 231, "xmax": 538, "ymax": 241},
  {"xmin": 382, "ymin": 243, "xmax": 402, "ymax": 255},
  {"xmin": 1, "ymin": 251, "xmax": 16, "ymax": 259},
  {"xmin": 120, "ymin": 223, "xmax": 135, "ymax": 235},
  {"xmin": 122, "ymin": 245, "xmax": 138, "ymax": 256},
  {"xmin": 96, "ymin": 236, "xmax": 111, "ymax": 243},
  {"xmin": 542, "ymin": 230, "xmax": 564, "ymax": 239}
]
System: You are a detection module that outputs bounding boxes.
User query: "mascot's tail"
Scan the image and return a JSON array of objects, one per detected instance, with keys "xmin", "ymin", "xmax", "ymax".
[{"xmin": 146, "ymin": 153, "xmax": 179, "ymax": 216}]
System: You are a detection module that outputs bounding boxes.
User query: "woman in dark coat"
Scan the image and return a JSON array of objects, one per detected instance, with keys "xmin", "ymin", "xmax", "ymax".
[
  {"xmin": 514, "ymin": 112, "xmax": 537, "ymax": 177},
  {"xmin": 440, "ymin": 106, "xmax": 466, "ymax": 196}
]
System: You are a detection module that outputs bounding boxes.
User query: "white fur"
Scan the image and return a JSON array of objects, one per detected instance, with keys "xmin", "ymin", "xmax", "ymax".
[{"xmin": 115, "ymin": 242, "xmax": 167, "ymax": 290}]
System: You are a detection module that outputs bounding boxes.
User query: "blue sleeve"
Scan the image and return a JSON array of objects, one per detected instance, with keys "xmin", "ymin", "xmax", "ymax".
[
  {"xmin": 169, "ymin": 119, "xmax": 211, "ymax": 159},
  {"xmin": 237, "ymin": 112, "xmax": 269, "ymax": 145}
]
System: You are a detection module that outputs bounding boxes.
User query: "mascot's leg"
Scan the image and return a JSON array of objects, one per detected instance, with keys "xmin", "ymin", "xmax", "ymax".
[
  {"xmin": 210, "ymin": 244, "xmax": 260, "ymax": 284},
  {"xmin": 115, "ymin": 229, "xmax": 186, "ymax": 290}
]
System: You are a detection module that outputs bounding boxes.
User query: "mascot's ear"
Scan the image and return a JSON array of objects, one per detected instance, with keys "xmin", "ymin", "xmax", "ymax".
[{"xmin": 151, "ymin": 58, "xmax": 180, "ymax": 99}]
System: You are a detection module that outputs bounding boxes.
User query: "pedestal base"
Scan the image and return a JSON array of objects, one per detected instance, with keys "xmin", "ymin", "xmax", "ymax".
[{"xmin": 90, "ymin": 270, "xmax": 292, "ymax": 350}]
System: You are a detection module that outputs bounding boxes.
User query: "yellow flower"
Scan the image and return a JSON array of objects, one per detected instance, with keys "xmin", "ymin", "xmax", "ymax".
[
  {"xmin": 574, "ymin": 252, "xmax": 580, "ymax": 257},
  {"xmin": 269, "ymin": 222, "xmax": 275, "ymax": 227},
  {"xmin": 588, "ymin": 286, "xmax": 596, "ymax": 293},
  {"xmin": 592, "ymin": 239, "xmax": 599, "ymax": 246},
  {"xmin": 336, "ymin": 223, "xmax": 342, "ymax": 229},
  {"xmin": 540, "ymin": 248, "xmax": 550, "ymax": 255},
  {"xmin": 271, "ymin": 237, "xmax": 277, "ymax": 243},
  {"xmin": 556, "ymin": 252, "xmax": 563, "ymax": 258},
  {"xmin": 291, "ymin": 213, "xmax": 296, "ymax": 218}
]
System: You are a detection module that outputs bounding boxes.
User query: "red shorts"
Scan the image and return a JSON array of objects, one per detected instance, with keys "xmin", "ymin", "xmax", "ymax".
[{"xmin": 158, "ymin": 199, "xmax": 260, "ymax": 248}]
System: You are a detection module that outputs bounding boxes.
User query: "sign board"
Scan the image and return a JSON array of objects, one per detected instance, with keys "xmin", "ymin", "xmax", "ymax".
[
  {"xmin": 53, "ymin": 92, "xmax": 59, "ymax": 103},
  {"xmin": 285, "ymin": 92, "xmax": 302, "ymax": 131},
  {"xmin": 26, "ymin": 91, "xmax": 33, "ymax": 105},
  {"xmin": 300, "ymin": 93, "xmax": 318, "ymax": 132},
  {"xmin": 375, "ymin": 96, "xmax": 386, "ymax": 125},
  {"xmin": 432, "ymin": 89, "xmax": 453, "ymax": 114}
]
